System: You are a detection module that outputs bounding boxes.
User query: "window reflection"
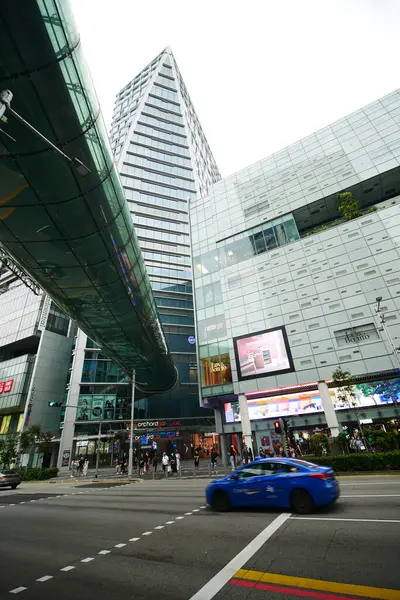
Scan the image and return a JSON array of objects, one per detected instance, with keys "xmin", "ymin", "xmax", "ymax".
[{"xmin": 194, "ymin": 214, "xmax": 299, "ymax": 277}]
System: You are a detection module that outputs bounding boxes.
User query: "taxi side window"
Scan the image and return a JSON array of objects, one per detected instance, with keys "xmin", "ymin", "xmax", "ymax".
[{"xmin": 237, "ymin": 462, "xmax": 278, "ymax": 479}]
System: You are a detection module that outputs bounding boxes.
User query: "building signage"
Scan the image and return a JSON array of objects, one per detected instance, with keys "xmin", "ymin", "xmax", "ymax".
[
  {"xmin": 334, "ymin": 323, "xmax": 379, "ymax": 347},
  {"xmin": 188, "ymin": 336, "xmax": 196, "ymax": 345},
  {"xmin": 136, "ymin": 420, "xmax": 181, "ymax": 429},
  {"xmin": 0, "ymin": 379, "xmax": 14, "ymax": 394},
  {"xmin": 37, "ymin": 295, "xmax": 52, "ymax": 331}
]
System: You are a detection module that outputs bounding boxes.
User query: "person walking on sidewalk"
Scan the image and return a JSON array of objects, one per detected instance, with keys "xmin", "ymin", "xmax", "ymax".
[
  {"xmin": 194, "ymin": 447, "xmax": 200, "ymax": 469},
  {"xmin": 162, "ymin": 452, "xmax": 169, "ymax": 476},
  {"xmin": 210, "ymin": 447, "xmax": 218, "ymax": 475},
  {"xmin": 175, "ymin": 450, "xmax": 181, "ymax": 474},
  {"xmin": 152, "ymin": 453, "xmax": 158, "ymax": 474},
  {"xmin": 229, "ymin": 445, "xmax": 237, "ymax": 471}
]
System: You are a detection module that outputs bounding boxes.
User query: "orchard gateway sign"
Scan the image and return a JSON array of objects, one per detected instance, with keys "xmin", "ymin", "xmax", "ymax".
[{"xmin": 135, "ymin": 420, "xmax": 181, "ymax": 429}]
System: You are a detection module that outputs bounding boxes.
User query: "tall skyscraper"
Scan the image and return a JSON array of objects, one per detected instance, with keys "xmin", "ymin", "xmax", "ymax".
[
  {"xmin": 61, "ymin": 47, "xmax": 221, "ymax": 466},
  {"xmin": 108, "ymin": 47, "xmax": 221, "ymax": 419}
]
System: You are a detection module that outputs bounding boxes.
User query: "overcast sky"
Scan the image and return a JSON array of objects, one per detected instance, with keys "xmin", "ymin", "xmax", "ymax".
[{"xmin": 70, "ymin": 0, "xmax": 399, "ymax": 177}]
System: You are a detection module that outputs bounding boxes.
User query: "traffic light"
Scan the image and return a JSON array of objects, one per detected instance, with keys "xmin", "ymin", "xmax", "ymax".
[
  {"xmin": 48, "ymin": 401, "xmax": 63, "ymax": 407},
  {"xmin": 274, "ymin": 420, "xmax": 282, "ymax": 434}
]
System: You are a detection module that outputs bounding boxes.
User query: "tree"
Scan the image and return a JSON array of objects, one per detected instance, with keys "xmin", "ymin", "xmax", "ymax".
[
  {"xmin": 332, "ymin": 367, "xmax": 369, "ymax": 450},
  {"xmin": 310, "ymin": 433, "xmax": 329, "ymax": 457},
  {"xmin": 337, "ymin": 191, "xmax": 362, "ymax": 221},
  {"xmin": 0, "ymin": 433, "xmax": 19, "ymax": 468}
]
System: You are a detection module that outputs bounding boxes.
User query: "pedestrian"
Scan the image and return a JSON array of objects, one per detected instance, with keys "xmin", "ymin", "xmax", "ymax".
[
  {"xmin": 78, "ymin": 455, "xmax": 85, "ymax": 476},
  {"xmin": 175, "ymin": 450, "xmax": 181, "ymax": 473},
  {"xmin": 194, "ymin": 447, "xmax": 200, "ymax": 469},
  {"xmin": 248, "ymin": 446, "xmax": 253, "ymax": 462},
  {"xmin": 162, "ymin": 452, "xmax": 169, "ymax": 475},
  {"xmin": 115, "ymin": 458, "xmax": 121, "ymax": 475},
  {"xmin": 229, "ymin": 445, "xmax": 237, "ymax": 471},
  {"xmin": 139, "ymin": 453, "xmax": 145, "ymax": 476},
  {"xmin": 210, "ymin": 447, "xmax": 218, "ymax": 474},
  {"xmin": 279, "ymin": 446, "xmax": 286, "ymax": 458},
  {"xmin": 152, "ymin": 453, "xmax": 158, "ymax": 473},
  {"xmin": 242, "ymin": 445, "xmax": 249, "ymax": 464},
  {"xmin": 289, "ymin": 446, "xmax": 296, "ymax": 458},
  {"xmin": 259, "ymin": 447, "xmax": 266, "ymax": 459},
  {"xmin": 144, "ymin": 451, "xmax": 150, "ymax": 475},
  {"xmin": 170, "ymin": 452, "xmax": 177, "ymax": 475}
]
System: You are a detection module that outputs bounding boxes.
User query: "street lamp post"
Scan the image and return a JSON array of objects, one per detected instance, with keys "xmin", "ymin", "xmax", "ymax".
[{"xmin": 128, "ymin": 369, "xmax": 136, "ymax": 479}]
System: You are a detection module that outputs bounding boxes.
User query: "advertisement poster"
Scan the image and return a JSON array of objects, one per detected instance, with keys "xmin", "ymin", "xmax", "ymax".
[
  {"xmin": 234, "ymin": 327, "xmax": 294, "ymax": 380},
  {"xmin": 62, "ymin": 449, "xmax": 71, "ymax": 467},
  {"xmin": 224, "ymin": 378, "xmax": 400, "ymax": 423},
  {"xmin": 76, "ymin": 395, "xmax": 116, "ymax": 421}
]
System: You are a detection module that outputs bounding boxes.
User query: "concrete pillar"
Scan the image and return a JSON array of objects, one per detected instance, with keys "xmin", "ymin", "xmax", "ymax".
[
  {"xmin": 219, "ymin": 433, "xmax": 229, "ymax": 467},
  {"xmin": 318, "ymin": 380, "xmax": 341, "ymax": 437},
  {"xmin": 238, "ymin": 393, "xmax": 253, "ymax": 451},
  {"xmin": 57, "ymin": 330, "xmax": 87, "ymax": 470}
]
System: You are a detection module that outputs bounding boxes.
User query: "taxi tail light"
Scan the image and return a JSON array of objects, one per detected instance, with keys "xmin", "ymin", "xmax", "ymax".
[{"xmin": 309, "ymin": 472, "xmax": 330, "ymax": 481}]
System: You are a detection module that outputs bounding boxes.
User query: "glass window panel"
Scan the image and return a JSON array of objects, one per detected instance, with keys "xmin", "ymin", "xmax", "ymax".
[
  {"xmin": 273, "ymin": 221, "xmax": 287, "ymax": 246},
  {"xmin": 263, "ymin": 226, "xmax": 278, "ymax": 250}
]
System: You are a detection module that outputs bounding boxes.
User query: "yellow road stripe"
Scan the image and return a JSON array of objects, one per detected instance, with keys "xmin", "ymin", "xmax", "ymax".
[{"xmin": 234, "ymin": 569, "xmax": 400, "ymax": 600}]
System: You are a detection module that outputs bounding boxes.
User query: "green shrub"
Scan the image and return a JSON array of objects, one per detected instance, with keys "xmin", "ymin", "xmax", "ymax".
[
  {"xmin": 337, "ymin": 191, "xmax": 362, "ymax": 221},
  {"xmin": 16, "ymin": 467, "xmax": 59, "ymax": 481},
  {"xmin": 306, "ymin": 451, "xmax": 400, "ymax": 472}
]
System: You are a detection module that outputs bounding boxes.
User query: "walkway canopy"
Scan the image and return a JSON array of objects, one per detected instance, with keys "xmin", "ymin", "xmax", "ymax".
[{"xmin": 0, "ymin": 0, "xmax": 177, "ymax": 392}]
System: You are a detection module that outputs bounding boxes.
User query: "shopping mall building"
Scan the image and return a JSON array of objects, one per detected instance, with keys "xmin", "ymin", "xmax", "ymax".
[{"xmin": 191, "ymin": 90, "xmax": 400, "ymax": 460}]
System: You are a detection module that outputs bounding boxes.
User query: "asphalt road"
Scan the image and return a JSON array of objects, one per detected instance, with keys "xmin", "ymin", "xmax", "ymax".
[{"xmin": 1, "ymin": 475, "xmax": 400, "ymax": 599}]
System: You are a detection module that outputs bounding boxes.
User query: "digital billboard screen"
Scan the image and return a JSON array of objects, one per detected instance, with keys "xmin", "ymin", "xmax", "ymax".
[{"xmin": 233, "ymin": 326, "xmax": 294, "ymax": 381}]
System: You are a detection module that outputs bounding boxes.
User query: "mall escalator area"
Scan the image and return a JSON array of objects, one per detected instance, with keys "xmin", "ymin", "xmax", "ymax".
[{"xmin": 0, "ymin": 0, "xmax": 177, "ymax": 392}]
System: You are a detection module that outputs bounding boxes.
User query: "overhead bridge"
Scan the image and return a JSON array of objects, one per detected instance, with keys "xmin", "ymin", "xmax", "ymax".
[{"xmin": 0, "ymin": 0, "xmax": 177, "ymax": 392}]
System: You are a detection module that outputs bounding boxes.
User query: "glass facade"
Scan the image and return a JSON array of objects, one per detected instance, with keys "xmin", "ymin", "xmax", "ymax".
[
  {"xmin": 0, "ymin": 1, "xmax": 177, "ymax": 393},
  {"xmin": 105, "ymin": 48, "xmax": 221, "ymax": 418}
]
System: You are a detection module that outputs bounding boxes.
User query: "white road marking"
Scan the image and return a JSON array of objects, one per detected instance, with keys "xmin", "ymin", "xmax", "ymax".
[
  {"xmin": 175, "ymin": 516, "xmax": 184, "ymax": 520},
  {"xmin": 9, "ymin": 504, "xmax": 16, "ymax": 506},
  {"xmin": 188, "ymin": 513, "xmax": 291, "ymax": 600},
  {"xmin": 192, "ymin": 509, "xmax": 200, "ymax": 512},
  {"xmin": 98, "ymin": 550, "xmax": 111, "ymax": 554},
  {"xmin": 81, "ymin": 557, "xmax": 94, "ymax": 562},
  {"xmin": 291, "ymin": 516, "xmax": 400, "ymax": 524},
  {"xmin": 154, "ymin": 525, "xmax": 164, "ymax": 529},
  {"xmin": 142, "ymin": 531, "xmax": 152, "ymax": 536},
  {"xmin": 341, "ymin": 494, "xmax": 400, "ymax": 497},
  {"xmin": 129, "ymin": 537, "xmax": 140, "ymax": 542},
  {"xmin": 165, "ymin": 521, "xmax": 174, "ymax": 525},
  {"xmin": 36, "ymin": 576, "xmax": 53, "ymax": 583},
  {"xmin": 20, "ymin": 502, "xmax": 26, "ymax": 504},
  {"xmin": 114, "ymin": 543, "xmax": 126, "ymax": 548},
  {"xmin": 60, "ymin": 566, "xmax": 75, "ymax": 571},
  {"xmin": 9, "ymin": 587, "xmax": 27, "ymax": 594},
  {"xmin": 340, "ymin": 481, "xmax": 400, "ymax": 486},
  {"xmin": 29, "ymin": 500, "xmax": 35, "ymax": 503},
  {"xmin": 0, "ymin": 506, "xmax": 5, "ymax": 508},
  {"xmin": 199, "ymin": 506, "xmax": 206, "ymax": 509},
  {"xmin": 185, "ymin": 512, "xmax": 193, "ymax": 515}
]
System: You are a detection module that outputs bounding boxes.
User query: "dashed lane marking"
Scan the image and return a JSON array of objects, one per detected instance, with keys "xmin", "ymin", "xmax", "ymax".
[
  {"xmin": 98, "ymin": 550, "xmax": 111, "ymax": 555},
  {"xmin": 114, "ymin": 543, "xmax": 126, "ymax": 548},
  {"xmin": 81, "ymin": 557, "xmax": 94, "ymax": 563},
  {"xmin": 291, "ymin": 516, "xmax": 400, "ymax": 524},
  {"xmin": 185, "ymin": 512, "xmax": 193, "ymax": 515},
  {"xmin": 36, "ymin": 576, "xmax": 53, "ymax": 583},
  {"xmin": 165, "ymin": 520, "xmax": 174, "ymax": 524},
  {"xmin": 60, "ymin": 566, "xmax": 75, "ymax": 572},
  {"xmin": 129, "ymin": 537, "xmax": 140, "ymax": 542},
  {"xmin": 175, "ymin": 516, "xmax": 184, "ymax": 520},
  {"xmin": 142, "ymin": 531, "xmax": 152, "ymax": 536},
  {"xmin": 154, "ymin": 525, "xmax": 164, "ymax": 529},
  {"xmin": 9, "ymin": 587, "xmax": 27, "ymax": 594}
]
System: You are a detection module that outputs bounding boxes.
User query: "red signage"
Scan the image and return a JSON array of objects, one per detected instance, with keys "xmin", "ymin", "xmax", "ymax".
[{"xmin": 0, "ymin": 379, "xmax": 14, "ymax": 394}]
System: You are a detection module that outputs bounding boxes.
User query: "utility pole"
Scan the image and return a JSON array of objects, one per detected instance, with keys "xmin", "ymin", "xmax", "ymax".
[
  {"xmin": 375, "ymin": 296, "xmax": 400, "ymax": 369},
  {"xmin": 128, "ymin": 369, "xmax": 136, "ymax": 479}
]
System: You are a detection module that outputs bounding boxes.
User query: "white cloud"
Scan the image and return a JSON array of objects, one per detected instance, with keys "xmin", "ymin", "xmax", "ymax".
[{"xmin": 70, "ymin": 0, "xmax": 399, "ymax": 177}]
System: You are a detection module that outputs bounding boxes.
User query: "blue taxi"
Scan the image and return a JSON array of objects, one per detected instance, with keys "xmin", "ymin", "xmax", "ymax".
[{"xmin": 206, "ymin": 458, "xmax": 339, "ymax": 514}]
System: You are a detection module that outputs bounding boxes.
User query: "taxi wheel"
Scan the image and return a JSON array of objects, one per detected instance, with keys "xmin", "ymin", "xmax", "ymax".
[
  {"xmin": 212, "ymin": 490, "xmax": 231, "ymax": 512},
  {"xmin": 291, "ymin": 489, "xmax": 314, "ymax": 514},
  {"xmin": 11, "ymin": 484, "xmax": 18, "ymax": 490}
]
